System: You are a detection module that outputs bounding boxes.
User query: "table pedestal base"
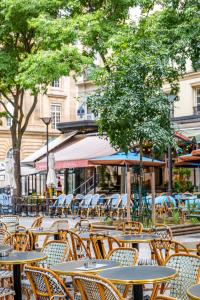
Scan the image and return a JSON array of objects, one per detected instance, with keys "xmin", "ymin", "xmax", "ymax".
[
  {"xmin": 133, "ymin": 284, "xmax": 143, "ymax": 300},
  {"xmin": 13, "ymin": 265, "xmax": 22, "ymax": 300}
]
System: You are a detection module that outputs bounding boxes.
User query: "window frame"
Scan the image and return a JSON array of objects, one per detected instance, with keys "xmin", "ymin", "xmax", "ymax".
[
  {"xmin": 51, "ymin": 79, "xmax": 60, "ymax": 88},
  {"xmin": 51, "ymin": 103, "xmax": 62, "ymax": 129}
]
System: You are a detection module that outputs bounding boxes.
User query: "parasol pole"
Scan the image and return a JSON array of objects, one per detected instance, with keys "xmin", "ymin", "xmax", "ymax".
[
  {"xmin": 126, "ymin": 164, "xmax": 131, "ymax": 221},
  {"xmin": 151, "ymin": 166, "xmax": 156, "ymax": 226}
]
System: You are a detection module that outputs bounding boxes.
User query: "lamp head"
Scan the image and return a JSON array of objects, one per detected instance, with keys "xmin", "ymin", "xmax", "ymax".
[{"xmin": 40, "ymin": 117, "xmax": 51, "ymax": 125}]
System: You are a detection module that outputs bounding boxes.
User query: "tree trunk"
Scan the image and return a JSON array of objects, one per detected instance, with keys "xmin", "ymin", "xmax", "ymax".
[
  {"xmin": 13, "ymin": 147, "xmax": 21, "ymax": 198},
  {"xmin": 138, "ymin": 143, "xmax": 143, "ymax": 217}
]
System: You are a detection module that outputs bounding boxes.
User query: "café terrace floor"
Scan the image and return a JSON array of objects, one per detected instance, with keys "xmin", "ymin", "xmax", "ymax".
[{"xmin": 20, "ymin": 216, "xmax": 200, "ymax": 258}]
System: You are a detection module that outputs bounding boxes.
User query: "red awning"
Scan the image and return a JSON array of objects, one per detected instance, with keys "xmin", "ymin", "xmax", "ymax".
[{"xmin": 36, "ymin": 135, "xmax": 116, "ymax": 171}]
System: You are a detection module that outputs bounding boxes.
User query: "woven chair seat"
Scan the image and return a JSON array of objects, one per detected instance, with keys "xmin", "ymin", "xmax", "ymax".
[
  {"xmin": 0, "ymin": 270, "xmax": 13, "ymax": 279},
  {"xmin": 0, "ymin": 287, "xmax": 15, "ymax": 297}
]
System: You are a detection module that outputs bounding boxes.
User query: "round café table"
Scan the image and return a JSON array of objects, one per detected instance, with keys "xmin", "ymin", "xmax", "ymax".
[
  {"xmin": 116, "ymin": 233, "xmax": 159, "ymax": 250},
  {"xmin": 99, "ymin": 266, "xmax": 177, "ymax": 300},
  {"xmin": 187, "ymin": 284, "xmax": 200, "ymax": 300},
  {"xmin": 77, "ymin": 230, "xmax": 123, "ymax": 257},
  {"xmin": 51, "ymin": 259, "xmax": 120, "ymax": 276},
  {"xmin": 0, "ymin": 251, "xmax": 47, "ymax": 300},
  {"xmin": 29, "ymin": 228, "xmax": 59, "ymax": 249},
  {"xmin": 77, "ymin": 230, "xmax": 122, "ymax": 240}
]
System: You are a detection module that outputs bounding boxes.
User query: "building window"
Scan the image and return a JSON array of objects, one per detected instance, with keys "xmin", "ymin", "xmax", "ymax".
[
  {"xmin": 7, "ymin": 116, "xmax": 12, "ymax": 127},
  {"xmin": 194, "ymin": 88, "xmax": 200, "ymax": 114},
  {"xmin": 51, "ymin": 104, "xmax": 61, "ymax": 129},
  {"xmin": 52, "ymin": 79, "xmax": 60, "ymax": 88},
  {"xmin": 196, "ymin": 88, "xmax": 200, "ymax": 106},
  {"xmin": 6, "ymin": 148, "xmax": 13, "ymax": 159}
]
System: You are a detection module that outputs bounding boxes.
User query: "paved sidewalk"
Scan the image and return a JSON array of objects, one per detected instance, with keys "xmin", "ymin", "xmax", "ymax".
[{"xmin": 19, "ymin": 216, "xmax": 200, "ymax": 258}]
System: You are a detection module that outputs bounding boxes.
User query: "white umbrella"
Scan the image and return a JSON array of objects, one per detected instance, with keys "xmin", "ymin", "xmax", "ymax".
[
  {"xmin": 4, "ymin": 158, "xmax": 16, "ymax": 189},
  {"xmin": 46, "ymin": 153, "xmax": 57, "ymax": 187}
]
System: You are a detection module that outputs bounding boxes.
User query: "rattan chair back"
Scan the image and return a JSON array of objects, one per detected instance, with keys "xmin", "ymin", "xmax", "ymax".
[
  {"xmin": 150, "ymin": 239, "xmax": 189, "ymax": 266},
  {"xmin": 31, "ymin": 217, "xmax": 43, "ymax": 228},
  {"xmin": 0, "ymin": 229, "xmax": 11, "ymax": 244},
  {"xmin": 6, "ymin": 231, "xmax": 31, "ymax": 251},
  {"xmin": 40, "ymin": 240, "xmax": 71, "ymax": 268},
  {"xmin": 165, "ymin": 253, "xmax": 200, "ymax": 300},
  {"xmin": 117, "ymin": 221, "xmax": 143, "ymax": 234},
  {"xmin": 0, "ymin": 222, "xmax": 7, "ymax": 230},
  {"xmin": 59, "ymin": 229, "xmax": 91, "ymax": 260},
  {"xmin": 90, "ymin": 233, "xmax": 121, "ymax": 259},
  {"xmin": 74, "ymin": 273, "xmax": 124, "ymax": 300},
  {"xmin": 75, "ymin": 219, "xmax": 92, "ymax": 233},
  {"xmin": 107, "ymin": 247, "xmax": 138, "ymax": 266},
  {"xmin": 0, "ymin": 215, "xmax": 19, "ymax": 224},
  {"xmin": 25, "ymin": 265, "xmax": 73, "ymax": 300},
  {"xmin": 149, "ymin": 224, "xmax": 173, "ymax": 240}
]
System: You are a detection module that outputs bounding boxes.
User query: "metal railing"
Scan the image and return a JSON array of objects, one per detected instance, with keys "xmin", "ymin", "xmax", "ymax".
[{"xmin": 72, "ymin": 174, "xmax": 99, "ymax": 195}]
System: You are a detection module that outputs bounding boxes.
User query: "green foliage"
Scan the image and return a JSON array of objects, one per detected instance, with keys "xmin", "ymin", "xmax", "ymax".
[
  {"xmin": 172, "ymin": 209, "xmax": 180, "ymax": 224},
  {"xmin": 88, "ymin": 51, "xmax": 174, "ymax": 153},
  {"xmin": 173, "ymin": 168, "xmax": 194, "ymax": 192},
  {"xmin": 0, "ymin": 0, "xmax": 87, "ymax": 96},
  {"xmin": 189, "ymin": 217, "xmax": 200, "ymax": 224}
]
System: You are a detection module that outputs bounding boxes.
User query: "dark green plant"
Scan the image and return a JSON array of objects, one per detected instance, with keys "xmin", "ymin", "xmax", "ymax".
[{"xmin": 172, "ymin": 209, "xmax": 180, "ymax": 224}]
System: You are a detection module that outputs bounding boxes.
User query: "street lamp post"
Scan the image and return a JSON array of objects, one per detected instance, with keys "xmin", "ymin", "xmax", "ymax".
[
  {"xmin": 41, "ymin": 117, "xmax": 51, "ymax": 213},
  {"xmin": 167, "ymin": 95, "xmax": 177, "ymax": 196}
]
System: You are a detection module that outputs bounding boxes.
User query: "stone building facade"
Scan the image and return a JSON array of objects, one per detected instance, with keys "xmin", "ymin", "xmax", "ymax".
[{"xmin": 0, "ymin": 76, "xmax": 78, "ymax": 162}]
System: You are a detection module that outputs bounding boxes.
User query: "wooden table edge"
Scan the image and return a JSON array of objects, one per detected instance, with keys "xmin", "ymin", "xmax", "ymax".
[
  {"xmin": 51, "ymin": 265, "xmax": 120, "ymax": 276},
  {"xmin": 99, "ymin": 270, "xmax": 178, "ymax": 285},
  {"xmin": 0, "ymin": 254, "xmax": 48, "ymax": 265},
  {"xmin": 187, "ymin": 285, "xmax": 200, "ymax": 300}
]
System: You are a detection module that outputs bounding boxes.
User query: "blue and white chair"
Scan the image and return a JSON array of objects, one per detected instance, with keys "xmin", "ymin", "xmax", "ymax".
[
  {"xmin": 49, "ymin": 194, "xmax": 66, "ymax": 216},
  {"xmin": 80, "ymin": 194, "xmax": 93, "ymax": 217},
  {"xmin": 63, "ymin": 194, "xmax": 73, "ymax": 215},
  {"xmin": 107, "ymin": 194, "xmax": 121, "ymax": 218}
]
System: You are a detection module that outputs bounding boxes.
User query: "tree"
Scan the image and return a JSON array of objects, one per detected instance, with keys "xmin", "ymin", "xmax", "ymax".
[
  {"xmin": 88, "ymin": 47, "xmax": 175, "ymax": 214},
  {"xmin": 150, "ymin": 0, "xmax": 200, "ymax": 70},
  {"xmin": 0, "ymin": 0, "xmax": 87, "ymax": 199},
  {"xmin": 68, "ymin": 0, "xmax": 138, "ymax": 71}
]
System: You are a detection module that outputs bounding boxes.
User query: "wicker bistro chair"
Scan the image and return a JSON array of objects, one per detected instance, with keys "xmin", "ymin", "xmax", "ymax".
[
  {"xmin": 40, "ymin": 240, "xmax": 71, "ymax": 268},
  {"xmin": 79, "ymin": 195, "xmax": 93, "ymax": 217},
  {"xmin": 117, "ymin": 194, "xmax": 131, "ymax": 218},
  {"xmin": 90, "ymin": 233, "xmax": 121, "ymax": 259},
  {"xmin": 106, "ymin": 194, "xmax": 121, "ymax": 218},
  {"xmin": 107, "ymin": 247, "xmax": 138, "ymax": 298},
  {"xmin": 73, "ymin": 273, "xmax": 124, "ymax": 300},
  {"xmin": 75, "ymin": 219, "xmax": 92, "ymax": 233},
  {"xmin": 117, "ymin": 221, "xmax": 143, "ymax": 234},
  {"xmin": 0, "ymin": 215, "xmax": 19, "ymax": 225},
  {"xmin": 0, "ymin": 222, "xmax": 7, "ymax": 230},
  {"xmin": 72, "ymin": 194, "xmax": 85, "ymax": 215},
  {"xmin": 0, "ymin": 287, "xmax": 15, "ymax": 299},
  {"xmin": 150, "ymin": 239, "xmax": 189, "ymax": 266},
  {"xmin": 59, "ymin": 230, "xmax": 91, "ymax": 260},
  {"xmin": 31, "ymin": 216, "xmax": 43, "ymax": 229},
  {"xmin": 25, "ymin": 265, "xmax": 73, "ymax": 300},
  {"xmin": 22, "ymin": 240, "xmax": 71, "ymax": 296},
  {"xmin": 43, "ymin": 220, "xmax": 69, "ymax": 245},
  {"xmin": 0, "ymin": 229, "xmax": 11, "ymax": 244},
  {"xmin": 49, "ymin": 194, "xmax": 66, "ymax": 216},
  {"xmin": 4, "ymin": 231, "xmax": 32, "ymax": 251},
  {"xmin": 63, "ymin": 194, "xmax": 73, "ymax": 215},
  {"xmin": 87, "ymin": 194, "xmax": 100, "ymax": 217},
  {"xmin": 149, "ymin": 224, "xmax": 173, "ymax": 240},
  {"xmin": 156, "ymin": 254, "xmax": 200, "ymax": 300}
]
